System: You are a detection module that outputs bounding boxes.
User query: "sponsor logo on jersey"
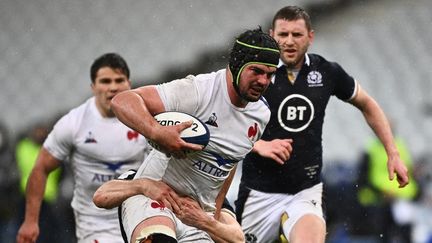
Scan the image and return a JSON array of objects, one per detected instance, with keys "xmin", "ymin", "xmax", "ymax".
[
  {"xmin": 192, "ymin": 160, "xmax": 229, "ymax": 177},
  {"xmin": 307, "ymin": 71, "xmax": 323, "ymax": 87},
  {"xmin": 207, "ymin": 151, "xmax": 236, "ymax": 166},
  {"xmin": 278, "ymin": 94, "xmax": 314, "ymax": 132},
  {"xmin": 84, "ymin": 131, "xmax": 97, "ymax": 143},
  {"xmin": 205, "ymin": 112, "xmax": 219, "ymax": 127},
  {"xmin": 92, "ymin": 173, "xmax": 120, "ymax": 183},
  {"xmin": 100, "ymin": 161, "xmax": 132, "ymax": 172},
  {"xmin": 91, "ymin": 161, "xmax": 134, "ymax": 183}
]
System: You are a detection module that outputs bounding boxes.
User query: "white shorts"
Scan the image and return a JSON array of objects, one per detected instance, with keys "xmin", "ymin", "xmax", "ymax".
[
  {"xmin": 121, "ymin": 195, "xmax": 214, "ymax": 243},
  {"xmin": 74, "ymin": 212, "xmax": 124, "ymax": 243},
  {"xmin": 240, "ymin": 183, "xmax": 324, "ymax": 243}
]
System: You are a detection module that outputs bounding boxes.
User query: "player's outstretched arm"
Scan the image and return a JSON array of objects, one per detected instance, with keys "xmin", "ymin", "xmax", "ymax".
[
  {"xmin": 350, "ymin": 84, "xmax": 409, "ymax": 187},
  {"xmin": 17, "ymin": 148, "xmax": 61, "ymax": 243},
  {"xmin": 93, "ymin": 178, "xmax": 181, "ymax": 212},
  {"xmin": 252, "ymin": 139, "xmax": 293, "ymax": 164},
  {"xmin": 175, "ymin": 197, "xmax": 245, "ymax": 243}
]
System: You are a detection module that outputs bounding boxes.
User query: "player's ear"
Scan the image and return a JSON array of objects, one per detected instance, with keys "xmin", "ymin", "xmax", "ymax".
[
  {"xmin": 90, "ymin": 82, "xmax": 96, "ymax": 94},
  {"xmin": 308, "ymin": 30, "xmax": 315, "ymax": 44}
]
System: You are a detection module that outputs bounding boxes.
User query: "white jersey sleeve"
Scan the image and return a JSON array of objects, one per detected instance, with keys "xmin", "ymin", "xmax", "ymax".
[
  {"xmin": 156, "ymin": 75, "xmax": 200, "ymax": 114},
  {"xmin": 44, "ymin": 107, "xmax": 81, "ymax": 161}
]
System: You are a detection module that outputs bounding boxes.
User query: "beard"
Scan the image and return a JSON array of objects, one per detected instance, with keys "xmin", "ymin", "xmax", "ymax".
[
  {"xmin": 280, "ymin": 43, "xmax": 309, "ymax": 69},
  {"xmin": 242, "ymin": 94, "xmax": 260, "ymax": 102},
  {"xmin": 239, "ymin": 86, "xmax": 266, "ymax": 103},
  {"xmin": 281, "ymin": 54, "xmax": 302, "ymax": 69}
]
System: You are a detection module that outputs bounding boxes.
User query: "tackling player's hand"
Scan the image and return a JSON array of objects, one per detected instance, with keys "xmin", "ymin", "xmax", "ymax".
[
  {"xmin": 387, "ymin": 154, "xmax": 409, "ymax": 188},
  {"xmin": 174, "ymin": 197, "xmax": 211, "ymax": 228},
  {"xmin": 140, "ymin": 179, "xmax": 182, "ymax": 212},
  {"xmin": 253, "ymin": 139, "xmax": 293, "ymax": 165}
]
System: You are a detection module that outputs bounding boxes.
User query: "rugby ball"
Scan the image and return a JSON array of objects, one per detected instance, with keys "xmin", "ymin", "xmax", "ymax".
[{"xmin": 149, "ymin": 111, "xmax": 210, "ymax": 151}]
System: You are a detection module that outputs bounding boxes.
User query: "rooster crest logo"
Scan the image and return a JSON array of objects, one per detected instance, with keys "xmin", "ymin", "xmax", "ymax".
[{"xmin": 248, "ymin": 123, "xmax": 258, "ymax": 139}]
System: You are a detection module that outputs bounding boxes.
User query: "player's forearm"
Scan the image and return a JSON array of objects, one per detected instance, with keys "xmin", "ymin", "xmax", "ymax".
[
  {"xmin": 111, "ymin": 90, "xmax": 160, "ymax": 141},
  {"xmin": 23, "ymin": 168, "xmax": 48, "ymax": 223},
  {"xmin": 361, "ymin": 98, "xmax": 398, "ymax": 156},
  {"xmin": 93, "ymin": 179, "xmax": 144, "ymax": 209},
  {"xmin": 197, "ymin": 216, "xmax": 244, "ymax": 243}
]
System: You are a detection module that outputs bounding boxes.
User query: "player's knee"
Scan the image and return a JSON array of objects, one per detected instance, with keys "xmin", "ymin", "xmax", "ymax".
[
  {"xmin": 290, "ymin": 214, "xmax": 325, "ymax": 243},
  {"xmin": 137, "ymin": 233, "xmax": 177, "ymax": 243}
]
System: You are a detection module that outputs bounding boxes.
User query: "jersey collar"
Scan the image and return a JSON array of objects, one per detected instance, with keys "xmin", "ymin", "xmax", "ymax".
[
  {"xmin": 276, "ymin": 53, "xmax": 310, "ymax": 69},
  {"xmin": 272, "ymin": 54, "xmax": 310, "ymax": 84}
]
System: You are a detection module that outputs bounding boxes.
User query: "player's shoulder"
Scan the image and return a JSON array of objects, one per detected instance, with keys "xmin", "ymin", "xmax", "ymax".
[
  {"xmin": 162, "ymin": 70, "xmax": 218, "ymax": 91},
  {"xmin": 64, "ymin": 97, "xmax": 93, "ymax": 119},
  {"xmin": 250, "ymin": 95, "xmax": 270, "ymax": 113},
  {"xmin": 189, "ymin": 69, "xmax": 225, "ymax": 98},
  {"xmin": 53, "ymin": 98, "xmax": 92, "ymax": 131},
  {"xmin": 192, "ymin": 69, "xmax": 224, "ymax": 86},
  {"xmin": 308, "ymin": 53, "xmax": 344, "ymax": 71},
  {"xmin": 259, "ymin": 96, "xmax": 270, "ymax": 110},
  {"xmin": 246, "ymin": 96, "xmax": 271, "ymax": 124}
]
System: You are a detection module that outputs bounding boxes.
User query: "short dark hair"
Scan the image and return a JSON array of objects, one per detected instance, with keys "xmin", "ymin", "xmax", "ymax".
[
  {"xmin": 272, "ymin": 6, "xmax": 312, "ymax": 32},
  {"xmin": 90, "ymin": 53, "xmax": 130, "ymax": 83}
]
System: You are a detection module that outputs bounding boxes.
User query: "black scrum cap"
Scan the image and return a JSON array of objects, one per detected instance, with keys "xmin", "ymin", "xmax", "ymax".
[{"xmin": 229, "ymin": 28, "xmax": 280, "ymax": 92}]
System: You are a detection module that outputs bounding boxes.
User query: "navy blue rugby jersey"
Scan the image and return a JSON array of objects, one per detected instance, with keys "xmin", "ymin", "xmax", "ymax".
[{"xmin": 241, "ymin": 54, "xmax": 356, "ymax": 194}]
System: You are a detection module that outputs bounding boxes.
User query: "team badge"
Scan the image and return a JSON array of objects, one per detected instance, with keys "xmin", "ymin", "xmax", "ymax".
[
  {"xmin": 248, "ymin": 123, "xmax": 258, "ymax": 140},
  {"xmin": 307, "ymin": 71, "xmax": 323, "ymax": 87}
]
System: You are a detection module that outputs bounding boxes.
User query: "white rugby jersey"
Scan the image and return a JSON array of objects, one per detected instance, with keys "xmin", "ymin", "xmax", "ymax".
[
  {"xmin": 136, "ymin": 69, "xmax": 270, "ymax": 212},
  {"xmin": 44, "ymin": 97, "xmax": 149, "ymax": 239}
]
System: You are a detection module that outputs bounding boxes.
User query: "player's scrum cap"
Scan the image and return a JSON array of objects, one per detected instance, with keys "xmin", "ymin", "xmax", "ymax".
[{"xmin": 229, "ymin": 27, "xmax": 280, "ymax": 90}]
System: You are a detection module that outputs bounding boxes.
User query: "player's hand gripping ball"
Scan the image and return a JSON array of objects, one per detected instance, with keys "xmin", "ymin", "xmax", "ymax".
[{"xmin": 149, "ymin": 111, "xmax": 210, "ymax": 153}]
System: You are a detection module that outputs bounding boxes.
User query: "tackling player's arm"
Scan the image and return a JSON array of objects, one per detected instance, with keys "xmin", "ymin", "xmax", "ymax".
[
  {"xmin": 93, "ymin": 176, "xmax": 182, "ymax": 212},
  {"xmin": 176, "ymin": 197, "xmax": 245, "ymax": 243},
  {"xmin": 16, "ymin": 148, "xmax": 62, "ymax": 243},
  {"xmin": 349, "ymin": 83, "xmax": 409, "ymax": 187},
  {"xmin": 111, "ymin": 86, "xmax": 202, "ymax": 158},
  {"xmin": 252, "ymin": 138, "xmax": 293, "ymax": 164}
]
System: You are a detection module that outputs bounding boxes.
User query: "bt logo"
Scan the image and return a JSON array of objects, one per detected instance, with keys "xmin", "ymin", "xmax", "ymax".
[
  {"xmin": 277, "ymin": 94, "xmax": 314, "ymax": 132},
  {"xmin": 286, "ymin": 106, "xmax": 307, "ymax": 121}
]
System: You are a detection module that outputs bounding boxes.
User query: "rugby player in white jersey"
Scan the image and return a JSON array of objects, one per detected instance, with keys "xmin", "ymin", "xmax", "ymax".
[
  {"xmin": 103, "ymin": 28, "xmax": 283, "ymax": 243},
  {"xmin": 16, "ymin": 53, "xmax": 150, "ymax": 243}
]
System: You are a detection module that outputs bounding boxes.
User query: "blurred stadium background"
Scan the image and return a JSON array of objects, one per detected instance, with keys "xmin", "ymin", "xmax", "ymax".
[
  {"xmin": 1, "ymin": 0, "xmax": 432, "ymax": 242},
  {"xmin": 2, "ymin": 0, "xmax": 431, "ymax": 162}
]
